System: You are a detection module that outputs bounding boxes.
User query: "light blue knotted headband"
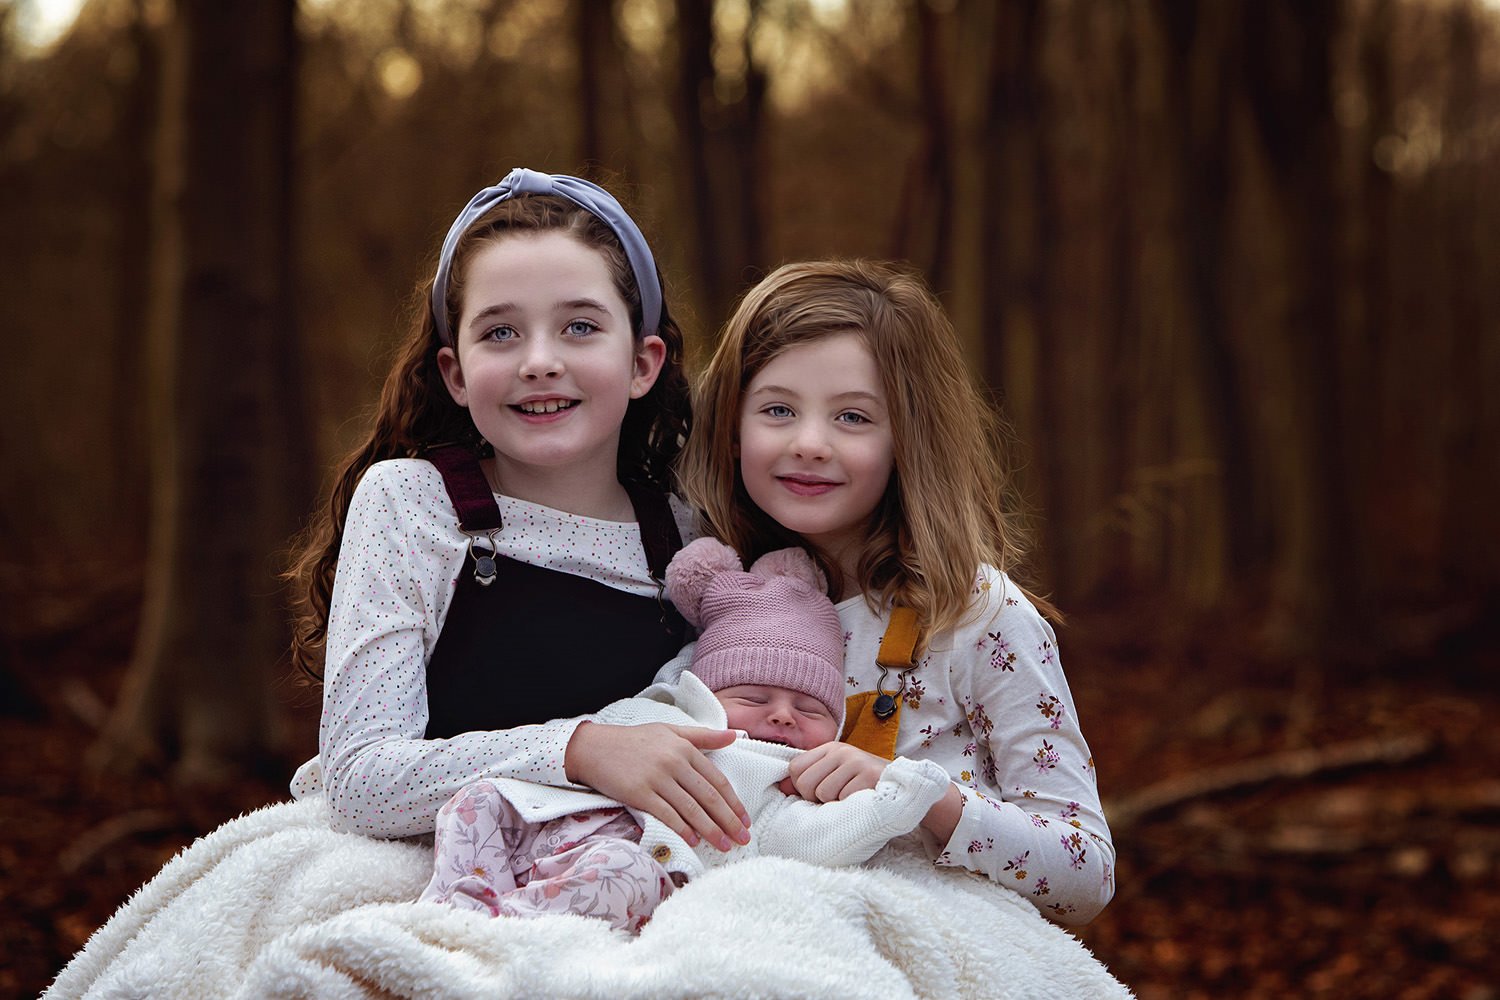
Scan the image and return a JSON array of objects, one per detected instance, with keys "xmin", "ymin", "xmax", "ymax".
[{"xmin": 430, "ymin": 167, "xmax": 662, "ymax": 347}]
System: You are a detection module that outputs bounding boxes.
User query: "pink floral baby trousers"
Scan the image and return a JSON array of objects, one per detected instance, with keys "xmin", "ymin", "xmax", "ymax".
[{"xmin": 418, "ymin": 779, "xmax": 676, "ymax": 933}]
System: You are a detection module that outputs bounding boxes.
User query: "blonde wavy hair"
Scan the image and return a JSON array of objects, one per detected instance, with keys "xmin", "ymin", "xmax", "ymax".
[{"xmin": 677, "ymin": 258, "xmax": 1055, "ymax": 646}]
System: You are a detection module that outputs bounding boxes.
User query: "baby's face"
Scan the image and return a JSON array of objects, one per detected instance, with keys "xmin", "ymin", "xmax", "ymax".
[{"xmin": 715, "ymin": 684, "xmax": 839, "ymax": 750}]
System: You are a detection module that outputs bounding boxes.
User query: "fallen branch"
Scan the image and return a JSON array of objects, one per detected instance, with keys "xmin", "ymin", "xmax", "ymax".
[
  {"xmin": 1105, "ymin": 731, "xmax": 1437, "ymax": 833},
  {"xmin": 58, "ymin": 809, "xmax": 181, "ymax": 875},
  {"xmin": 61, "ymin": 678, "xmax": 110, "ymax": 731}
]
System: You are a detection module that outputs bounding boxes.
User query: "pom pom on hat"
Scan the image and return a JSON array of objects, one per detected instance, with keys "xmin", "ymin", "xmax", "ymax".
[
  {"xmin": 664, "ymin": 537, "xmax": 744, "ymax": 628},
  {"xmin": 665, "ymin": 538, "xmax": 846, "ymax": 727},
  {"xmin": 747, "ymin": 547, "xmax": 826, "ymax": 594}
]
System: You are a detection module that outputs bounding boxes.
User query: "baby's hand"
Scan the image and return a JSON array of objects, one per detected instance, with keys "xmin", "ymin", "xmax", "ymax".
[{"xmin": 780, "ymin": 742, "xmax": 890, "ymax": 803}]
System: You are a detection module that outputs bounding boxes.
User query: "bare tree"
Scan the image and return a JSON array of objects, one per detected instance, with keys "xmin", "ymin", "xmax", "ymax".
[
  {"xmin": 1437, "ymin": 1, "xmax": 1498, "ymax": 589},
  {"xmin": 672, "ymin": 0, "xmax": 768, "ymax": 322},
  {"xmin": 1346, "ymin": 0, "xmax": 1394, "ymax": 604},
  {"xmin": 1241, "ymin": 0, "xmax": 1351, "ymax": 651},
  {"xmin": 96, "ymin": 0, "xmax": 311, "ymax": 783},
  {"xmin": 107, "ymin": 0, "xmax": 161, "ymax": 566},
  {"xmin": 890, "ymin": 0, "xmax": 957, "ymax": 290}
]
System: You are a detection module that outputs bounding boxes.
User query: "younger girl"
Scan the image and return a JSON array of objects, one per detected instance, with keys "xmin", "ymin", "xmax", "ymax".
[
  {"xmin": 672, "ymin": 259, "xmax": 1115, "ymax": 924},
  {"xmin": 286, "ymin": 168, "xmax": 750, "ymax": 854}
]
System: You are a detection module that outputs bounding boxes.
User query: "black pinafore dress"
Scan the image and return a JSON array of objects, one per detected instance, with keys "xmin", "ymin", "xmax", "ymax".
[{"xmin": 421, "ymin": 446, "xmax": 687, "ymax": 739}]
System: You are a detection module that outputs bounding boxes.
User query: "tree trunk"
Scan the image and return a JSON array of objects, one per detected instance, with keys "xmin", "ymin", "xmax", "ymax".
[
  {"xmin": 576, "ymin": 0, "xmax": 605, "ymax": 169},
  {"xmin": 976, "ymin": 0, "xmax": 1054, "ymax": 581},
  {"xmin": 109, "ymin": 0, "xmax": 160, "ymax": 567},
  {"xmin": 574, "ymin": 0, "xmax": 636, "ymax": 174},
  {"xmin": 890, "ymin": 0, "xmax": 956, "ymax": 291},
  {"xmin": 1152, "ymin": 0, "xmax": 1245, "ymax": 608},
  {"xmin": 1351, "ymin": 0, "xmax": 1395, "ymax": 599},
  {"xmin": 1096, "ymin": 3, "xmax": 1141, "ymax": 601},
  {"xmin": 1437, "ymin": 2, "xmax": 1496, "ymax": 590},
  {"xmin": 96, "ymin": 0, "xmax": 310, "ymax": 784},
  {"xmin": 1241, "ymin": 0, "xmax": 1351, "ymax": 653},
  {"xmin": 672, "ymin": 0, "xmax": 767, "ymax": 322}
]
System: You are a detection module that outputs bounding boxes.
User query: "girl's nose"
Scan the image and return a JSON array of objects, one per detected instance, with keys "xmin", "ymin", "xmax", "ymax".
[
  {"xmin": 791, "ymin": 424, "xmax": 831, "ymax": 460},
  {"xmin": 518, "ymin": 339, "xmax": 562, "ymax": 379}
]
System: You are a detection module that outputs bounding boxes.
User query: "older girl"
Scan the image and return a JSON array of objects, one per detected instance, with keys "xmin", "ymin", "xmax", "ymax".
[{"xmin": 286, "ymin": 169, "xmax": 750, "ymax": 854}]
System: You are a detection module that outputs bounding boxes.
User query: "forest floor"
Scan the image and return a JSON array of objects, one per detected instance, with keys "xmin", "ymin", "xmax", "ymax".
[{"xmin": 3, "ymin": 591, "xmax": 1498, "ymax": 999}]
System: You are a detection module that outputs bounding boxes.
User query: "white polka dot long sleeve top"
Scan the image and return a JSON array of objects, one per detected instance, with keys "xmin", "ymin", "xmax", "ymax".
[{"xmin": 289, "ymin": 459, "xmax": 698, "ymax": 838}]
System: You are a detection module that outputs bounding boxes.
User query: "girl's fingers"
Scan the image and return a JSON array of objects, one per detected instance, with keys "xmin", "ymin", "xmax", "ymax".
[
  {"xmin": 566, "ymin": 722, "xmax": 750, "ymax": 849},
  {"xmin": 785, "ymin": 743, "xmax": 829, "ymax": 777},
  {"xmin": 788, "ymin": 744, "xmax": 885, "ymax": 802},
  {"xmin": 639, "ymin": 793, "xmax": 689, "ymax": 846},
  {"xmin": 656, "ymin": 774, "xmax": 735, "ymax": 851},
  {"xmin": 816, "ymin": 763, "xmax": 876, "ymax": 802},
  {"xmin": 675, "ymin": 725, "xmax": 738, "ymax": 752},
  {"xmin": 788, "ymin": 753, "xmax": 840, "ymax": 801},
  {"xmin": 665, "ymin": 725, "xmax": 751, "ymax": 837}
]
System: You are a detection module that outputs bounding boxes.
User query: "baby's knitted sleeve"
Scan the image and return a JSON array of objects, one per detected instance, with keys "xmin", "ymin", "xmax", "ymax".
[{"xmin": 756, "ymin": 757, "xmax": 951, "ymax": 866}]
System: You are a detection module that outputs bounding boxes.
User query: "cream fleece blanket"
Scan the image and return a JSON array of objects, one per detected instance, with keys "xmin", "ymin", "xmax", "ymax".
[{"xmin": 44, "ymin": 796, "xmax": 1131, "ymax": 999}]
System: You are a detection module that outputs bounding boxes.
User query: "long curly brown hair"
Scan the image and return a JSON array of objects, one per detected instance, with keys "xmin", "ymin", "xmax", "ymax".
[{"xmin": 285, "ymin": 193, "xmax": 690, "ymax": 680}]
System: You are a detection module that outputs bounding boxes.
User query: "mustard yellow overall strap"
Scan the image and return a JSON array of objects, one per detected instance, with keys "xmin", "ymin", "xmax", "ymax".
[
  {"xmin": 876, "ymin": 605, "xmax": 921, "ymax": 668},
  {"xmin": 841, "ymin": 606, "xmax": 921, "ymax": 760}
]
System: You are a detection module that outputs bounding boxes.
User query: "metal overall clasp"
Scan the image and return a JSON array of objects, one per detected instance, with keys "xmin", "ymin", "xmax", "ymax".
[{"xmin": 465, "ymin": 530, "xmax": 501, "ymax": 586}]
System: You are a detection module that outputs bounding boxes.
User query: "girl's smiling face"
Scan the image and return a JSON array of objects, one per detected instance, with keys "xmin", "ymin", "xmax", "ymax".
[
  {"xmin": 737, "ymin": 332, "xmax": 895, "ymax": 577},
  {"xmin": 437, "ymin": 230, "xmax": 664, "ymax": 510}
]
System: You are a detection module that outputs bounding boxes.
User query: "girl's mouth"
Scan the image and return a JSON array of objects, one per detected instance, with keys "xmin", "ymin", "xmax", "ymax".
[
  {"xmin": 514, "ymin": 399, "xmax": 578, "ymax": 415},
  {"xmin": 778, "ymin": 476, "xmax": 838, "ymax": 497}
]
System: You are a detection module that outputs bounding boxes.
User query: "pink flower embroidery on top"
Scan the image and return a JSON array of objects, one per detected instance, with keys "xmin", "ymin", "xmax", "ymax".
[{"xmin": 1033, "ymin": 739, "xmax": 1060, "ymax": 773}]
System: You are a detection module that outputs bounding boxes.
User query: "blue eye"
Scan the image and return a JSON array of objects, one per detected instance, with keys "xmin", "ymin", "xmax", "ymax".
[
  {"xmin": 565, "ymin": 319, "xmax": 599, "ymax": 337},
  {"xmin": 483, "ymin": 325, "xmax": 518, "ymax": 342},
  {"xmin": 836, "ymin": 411, "xmax": 870, "ymax": 425},
  {"xmin": 762, "ymin": 404, "xmax": 794, "ymax": 419}
]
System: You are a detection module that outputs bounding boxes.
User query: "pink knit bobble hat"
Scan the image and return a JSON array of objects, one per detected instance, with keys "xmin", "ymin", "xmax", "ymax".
[{"xmin": 665, "ymin": 537, "xmax": 846, "ymax": 728}]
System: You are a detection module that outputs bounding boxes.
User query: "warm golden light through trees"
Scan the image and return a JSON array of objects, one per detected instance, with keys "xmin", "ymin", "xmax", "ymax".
[
  {"xmin": 2, "ymin": 0, "xmax": 1494, "ymax": 777},
  {"xmin": 3, "ymin": 0, "xmax": 1496, "ymax": 812},
  {"xmin": 2, "ymin": 1, "xmax": 1498, "ymax": 995}
]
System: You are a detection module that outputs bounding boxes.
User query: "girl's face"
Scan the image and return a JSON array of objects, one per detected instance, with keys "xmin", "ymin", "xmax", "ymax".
[
  {"xmin": 438, "ymin": 230, "xmax": 664, "ymax": 507},
  {"xmin": 737, "ymin": 332, "xmax": 895, "ymax": 571}
]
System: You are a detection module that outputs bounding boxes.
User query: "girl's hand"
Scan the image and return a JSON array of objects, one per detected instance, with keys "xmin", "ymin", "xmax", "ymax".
[
  {"xmin": 780, "ymin": 742, "xmax": 890, "ymax": 802},
  {"xmin": 565, "ymin": 721, "xmax": 752, "ymax": 852}
]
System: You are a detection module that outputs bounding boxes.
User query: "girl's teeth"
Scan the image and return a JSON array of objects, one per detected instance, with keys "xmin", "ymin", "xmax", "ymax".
[{"xmin": 521, "ymin": 400, "xmax": 572, "ymax": 413}]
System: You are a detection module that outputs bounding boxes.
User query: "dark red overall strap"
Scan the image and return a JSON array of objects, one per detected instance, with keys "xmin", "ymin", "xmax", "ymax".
[{"xmin": 425, "ymin": 445, "xmax": 502, "ymax": 533}]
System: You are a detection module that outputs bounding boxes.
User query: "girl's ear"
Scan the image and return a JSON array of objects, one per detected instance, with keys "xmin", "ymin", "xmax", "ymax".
[
  {"xmin": 630, "ymin": 334, "xmax": 667, "ymax": 399},
  {"xmin": 437, "ymin": 345, "xmax": 468, "ymax": 407}
]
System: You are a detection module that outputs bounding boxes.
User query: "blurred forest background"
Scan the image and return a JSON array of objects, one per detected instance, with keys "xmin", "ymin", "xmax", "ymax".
[{"xmin": 2, "ymin": 0, "xmax": 1498, "ymax": 997}]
